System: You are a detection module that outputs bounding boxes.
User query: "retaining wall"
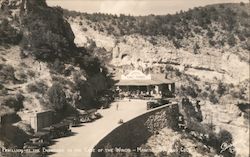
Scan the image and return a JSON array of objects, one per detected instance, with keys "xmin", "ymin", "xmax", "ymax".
[{"xmin": 91, "ymin": 103, "xmax": 179, "ymax": 157}]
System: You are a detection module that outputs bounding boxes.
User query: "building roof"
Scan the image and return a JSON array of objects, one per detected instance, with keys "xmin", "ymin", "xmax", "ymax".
[{"xmin": 114, "ymin": 70, "xmax": 173, "ymax": 86}]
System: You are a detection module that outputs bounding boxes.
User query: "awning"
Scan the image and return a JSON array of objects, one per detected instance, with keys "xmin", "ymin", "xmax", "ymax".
[{"xmin": 115, "ymin": 74, "xmax": 173, "ymax": 86}]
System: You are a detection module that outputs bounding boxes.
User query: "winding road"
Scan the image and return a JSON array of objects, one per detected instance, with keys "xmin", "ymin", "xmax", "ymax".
[{"xmin": 48, "ymin": 99, "xmax": 147, "ymax": 157}]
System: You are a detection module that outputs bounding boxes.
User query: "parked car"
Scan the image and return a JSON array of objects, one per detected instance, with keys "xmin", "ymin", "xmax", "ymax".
[
  {"xmin": 94, "ymin": 112, "xmax": 102, "ymax": 119},
  {"xmin": 62, "ymin": 116, "xmax": 81, "ymax": 127},
  {"xmin": 77, "ymin": 109, "xmax": 92, "ymax": 123},
  {"xmin": 23, "ymin": 134, "xmax": 50, "ymax": 151},
  {"xmin": 147, "ymin": 98, "xmax": 170, "ymax": 110},
  {"xmin": 33, "ymin": 131, "xmax": 51, "ymax": 144},
  {"xmin": 147, "ymin": 100, "xmax": 160, "ymax": 110},
  {"xmin": 157, "ymin": 98, "xmax": 170, "ymax": 106},
  {"xmin": 41, "ymin": 122, "xmax": 71, "ymax": 139}
]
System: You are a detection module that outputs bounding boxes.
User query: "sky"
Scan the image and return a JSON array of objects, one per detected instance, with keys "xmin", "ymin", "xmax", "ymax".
[{"xmin": 47, "ymin": 0, "xmax": 249, "ymax": 15}]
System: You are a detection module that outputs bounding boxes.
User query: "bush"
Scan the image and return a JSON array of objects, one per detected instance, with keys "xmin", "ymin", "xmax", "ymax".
[
  {"xmin": 201, "ymin": 91, "xmax": 209, "ymax": 98},
  {"xmin": 0, "ymin": 18, "xmax": 22, "ymax": 45},
  {"xmin": 227, "ymin": 34, "xmax": 236, "ymax": 47},
  {"xmin": 216, "ymin": 130, "xmax": 235, "ymax": 157},
  {"xmin": 165, "ymin": 65, "xmax": 174, "ymax": 71},
  {"xmin": 1, "ymin": 95, "xmax": 24, "ymax": 111},
  {"xmin": 0, "ymin": 64, "xmax": 15, "ymax": 83},
  {"xmin": 245, "ymin": 38, "xmax": 250, "ymax": 50},
  {"xmin": 169, "ymin": 140, "xmax": 192, "ymax": 157},
  {"xmin": 206, "ymin": 29, "xmax": 214, "ymax": 38},
  {"xmin": 193, "ymin": 43, "xmax": 200, "ymax": 54},
  {"xmin": 173, "ymin": 39, "xmax": 182, "ymax": 49},
  {"xmin": 181, "ymin": 86, "xmax": 198, "ymax": 98},
  {"xmin": 240, "ymin": 2, "xmax": 245, "ymax": 6},
  {"xmin": 26, "ymin": 81, "xmax": 48, "ymax": 94},
  {"xmin": 14, "ymin": 70, "xmax": 27, "ymax": 82},
  {"xmin": 217, "ymin": 82, "xmax": 227, "ymax": 97},
  {"xmin": 47, "ymin": 82, "xmax": 66, "ymax": 110},
  {"xmin": 209, "ymin": 91, "xmax": 219, "ymax": 104},
  {"xmin": 175, "ymin": 69, "xmax": 182, "ymax": 77},
  {"xmin": 209, "ymin": 40, "xmax": 216, "ymax": 46},
  {"xmin": 51, "ymin": 58, "xmax": 65, "ymax": 73},
  {"xmin": 187, "ymin": 86, "xmax": 198, "ymax": 98}
]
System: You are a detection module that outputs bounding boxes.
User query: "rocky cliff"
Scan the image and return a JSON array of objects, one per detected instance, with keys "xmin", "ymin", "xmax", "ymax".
[{"xmin": 0, "ymin": 0, "xmax": 111, "ymax": 148}]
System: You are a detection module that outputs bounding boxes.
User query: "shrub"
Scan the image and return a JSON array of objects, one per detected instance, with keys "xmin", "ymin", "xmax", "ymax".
[
  {"xmin": 201, "ymin": 91, "xmax": 209, "ymax": 98},
  {"xmin": 26, "ymin": 81, "xmax": 48, "ymax": 94},
  {"xmin": 173, "ymin": 39, "xmax": 182, "ymax": 49},
  {"xmin": 217, "ymin": 82, "xmax": 226, "ymax": 97},
  {"xmin": 0, "ymin": 18, "xmax": 22, "ymax": 45},
  {"xmin": 217, "ymin": 129, "xmax": 233, "ymax": 144},
  {"xmin": 27, "ymin": 70, "xmax": 36, "ymax": 78},
  {"xmin": 169, "ymin": 140, "xmax": 191, "ymax": 157},
  {"xmin": 181, "ymin": 86, "xmax": 198, "ymax": 98},
  {"xmin": 51, "ymin": 58, "xmax": 65, "ymax": 73},
  {"xmin": 207, "ymin": 29, "xmax": 214, "ymax": 38},
  {"xmin": 187, "ymin": 86, "xmax": 198, "ymax": 98},
  {"xmin": 245, "ymin": 38, "xmax": 250, "ymax": 51},
  {"xmin": 14, "ymin": 70, "xmax": 27, "ymax": 82},
  {"xmin": 209, "ymin": 40, "xmax": 216, "ymax": 46},
  {"xmin": 165, "ymin": 65, "xmax": 174, "ymax": 71},
  {"xmin": 0, "ymin": 64, "xmax": 15, "ymax": 83},
  {"xmin": 227, "ymin": 34, "xmax": 236, "ymax": 47},
  {"xmin": 193, "ymin": 43, "xmax": 200, "ymax": 54},
  {"xmin": 82, "ymin": 27, "xmax": 88, "ymax": 32},
  {"xmin": 209, "ymin": 91, "xmax": 219, "ymax": 104},
  {"xmin": 240, "ymin": 2, "xmax": 245, "ymax": 6},
  {"xmin": 1, "ymin": 95, "xmax": 24, "ymax": 111},
  {"xmin": 175, "ymin": 69, "xmax": 182, "ymax": 77}
]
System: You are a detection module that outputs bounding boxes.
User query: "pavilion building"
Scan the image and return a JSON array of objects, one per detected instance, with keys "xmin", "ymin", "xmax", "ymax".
[{"xmin": 114, "ymin": 70, "xmax": 175, "ymax": 98}]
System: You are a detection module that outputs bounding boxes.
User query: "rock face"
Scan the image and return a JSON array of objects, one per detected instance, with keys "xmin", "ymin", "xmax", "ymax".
[
  {"xmin": 1, "ymin": 0, "xmax": 76, "ymax": 60},
  {"xmin": 21, "ymin": 0, "xmax": 76, "ymax": 60},
  {"xmin": 66, "ymin": 5, "xmax": 250, "ymax": 84}
]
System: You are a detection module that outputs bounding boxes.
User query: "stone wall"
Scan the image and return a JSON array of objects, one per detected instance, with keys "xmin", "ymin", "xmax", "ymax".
[{"xmin": 91, "ymin": 103, "xmax": 179, "ymax": 157}]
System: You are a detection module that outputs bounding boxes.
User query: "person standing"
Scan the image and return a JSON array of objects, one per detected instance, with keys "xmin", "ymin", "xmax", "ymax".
[{"xmin": 116, "ymin": 103, "xmax": 119, "ymax": 111}]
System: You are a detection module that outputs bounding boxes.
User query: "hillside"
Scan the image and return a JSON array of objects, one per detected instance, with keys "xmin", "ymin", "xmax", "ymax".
[
  {"xmin": 64, "ymin": 2, "xmax": 249, "ymax": 101},
  {"xmin": 64, "ymin": 3, "xmax": 249, "ymax": 80},
  {"xmin": 0, "ymin": 0, "xmax": 112, "ymax": 150},
  {"xmin": 63, "ymin": 3, "xmax": 250, "ymax": 157}
]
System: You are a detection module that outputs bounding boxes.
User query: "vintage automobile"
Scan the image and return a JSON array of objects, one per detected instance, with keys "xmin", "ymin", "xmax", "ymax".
[
  {"xmin": 147, "ymin": 100, "xmax": 159, "ymax": 110},
  {"xmin": 41, "ymin": 122, "xmax": 71, "ymax": 139},
  {"xmin": 88, "ymin": 109, "xmax": 103, "ymax": 121},
  {"xmin": 23, "ymin": 139, "xmax": 48, "ymax": 149},
  {"xmin": 77, "ymin": 109, "xmax": 92, "ymax": 123},
  {"xmin": 94, "ymin": 112, "xmax": 102, "ymax": 119},
  {"xmin": 157, "ymin": 98, "xmax": 170, "ymax": 106},
  {"xmin": 146, "ymin": 98, "xmax": 170, "ymax": 110},
  {"xmin": 52, "ymin": 122, "xmax": 71, "ymax": 138},
  {"xmin": 23, "ymin": 130, "xmax": 51, "ymax": 149},
  {"xmin": 62, "ymin": 116, "xmax": 81, "ymax": 127},
  {"xmin": 33, "ymin": 131, "xmax": 51, "ymax": 144}
]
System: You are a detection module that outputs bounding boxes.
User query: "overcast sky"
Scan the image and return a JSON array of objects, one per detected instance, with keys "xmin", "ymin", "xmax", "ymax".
[{"xmin": 47, "ymin": 0, "xmax": 249, "ymax": 15}]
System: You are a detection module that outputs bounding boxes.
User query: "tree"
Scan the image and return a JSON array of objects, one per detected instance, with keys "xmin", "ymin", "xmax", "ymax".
[
  {"xmin": 246, "ymin": 38, "xmax": 250, "ymax": 50},
  {"xmin": 209, "ymin": 90, "xmax": 219, "ymax": 104},
  {"xmin": 47, "ymin": 82, "xmax": 66, "ymax": 110},
  {"xmin": 217, "ymin": 81, "xmax": 226, "ymax": 97},
  {"xmin": 193, "ymin": 42, "xmax": 200, "ymax": 54},
  {"xmin": 227, "ymin": 34, "xmax": 236, "ymax": 47}
]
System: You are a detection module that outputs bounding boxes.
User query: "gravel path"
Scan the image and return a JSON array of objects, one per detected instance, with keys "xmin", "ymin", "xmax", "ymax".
[{"xmin": 48, "ymin": 99, "xmax": 147, "ymax": 157}]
